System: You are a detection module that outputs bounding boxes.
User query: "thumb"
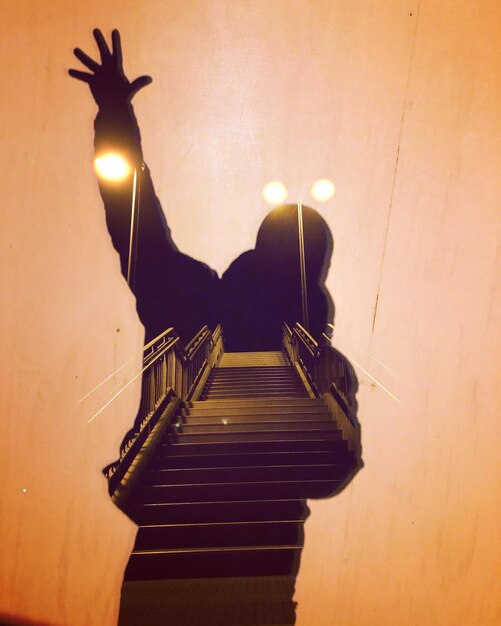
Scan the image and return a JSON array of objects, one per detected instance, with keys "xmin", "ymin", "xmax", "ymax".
[{"xmin": 129, "ymin": 75, "xmax": 153, "ymax": 98}]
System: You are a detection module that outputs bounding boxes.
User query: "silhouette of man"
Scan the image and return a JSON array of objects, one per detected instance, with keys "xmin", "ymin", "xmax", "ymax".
[
  {"xmin": 69, "ymin": 29, "xmax": 333, "ymax": 350},
  {"xmin": 69, "ymin": 31, "xmax": 359, "ymax": 626}
]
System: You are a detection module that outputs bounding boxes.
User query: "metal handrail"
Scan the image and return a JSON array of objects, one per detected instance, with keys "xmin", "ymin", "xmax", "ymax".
[
  {"xmin": 282, "ymin": 322, "xmax": 354, "ymax": 423},
  {"xmin": 106, "ymin": 324, "xmax": 222, "ymax": 493},
  {"xmin": 282, "ymin": 322, "xmax": 321, "ymax": 395}
]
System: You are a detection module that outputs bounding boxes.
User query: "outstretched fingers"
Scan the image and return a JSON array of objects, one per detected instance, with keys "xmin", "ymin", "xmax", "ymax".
[
  {"xmin": 93, "ymin": 28, "xmax": 112, "ymax": 62},
  {"xmin": 68, "ymin": 69, "xmax": 93, "ymax": 83},
  {"xmin": 129, "ymin": 75, "xmax": 153, "ymax": 97},
  {"xmin": 73, "ymin": 47, "xmax": 100, "ymax": 72},
  {"xmin": 70, "ymin": 29, "xmax": 152, "ymax": 101},
  {"xmin": 111, "ymin": 29, "xmax": 123, "ymax": 67}
]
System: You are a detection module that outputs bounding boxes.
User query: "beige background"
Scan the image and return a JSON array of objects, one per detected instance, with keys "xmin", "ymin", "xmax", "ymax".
[{"xmin": 1, "ymin": 1, "xmax": 500, "ymax": 624}]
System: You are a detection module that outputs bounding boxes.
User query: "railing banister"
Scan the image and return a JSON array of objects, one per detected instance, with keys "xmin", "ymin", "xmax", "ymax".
[
  {"xmin": 108, "ymin": 322, "xmax": 224, "ymax": 500},
  {"xmin": 282, "ymin": 322, "xmax": 357, "ymax": 449}
]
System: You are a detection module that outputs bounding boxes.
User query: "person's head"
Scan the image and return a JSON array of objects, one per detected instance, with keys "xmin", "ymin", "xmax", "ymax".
[{"xmin": 255, "ymin": 204, "xmax": 333, "ymax": 282}]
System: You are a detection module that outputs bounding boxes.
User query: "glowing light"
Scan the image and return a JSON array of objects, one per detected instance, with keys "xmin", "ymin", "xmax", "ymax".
[
  {"xmin": 311, "ymin": 179, "xmax": 335, "ymax": 202},
  {"xmin": 95, "ymin": 153, "xmax": 131, "ymax": 181},
  {"xmin": 262, "ymin": 181, "xmax": 288, "ymax": 205}
]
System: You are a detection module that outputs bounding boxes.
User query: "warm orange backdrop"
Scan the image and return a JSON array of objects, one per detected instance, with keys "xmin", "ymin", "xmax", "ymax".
[{"xmin": 1, "ymin": 1, "xmax": 499, "ymax": 625}]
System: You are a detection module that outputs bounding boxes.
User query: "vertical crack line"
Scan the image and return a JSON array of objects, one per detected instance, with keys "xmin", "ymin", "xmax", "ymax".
[
  {"xmin": 371, "ymin": 292, "xmax": 380, "ymax": 332},
  {"xmin": 371, "ymin": 1, "xmax": 422, "ymax": 333}
]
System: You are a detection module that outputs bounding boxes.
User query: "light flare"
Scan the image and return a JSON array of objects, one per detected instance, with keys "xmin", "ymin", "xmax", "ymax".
[
  {"xmin": 95, "ymin": 153, "xmax": 131, "ymax": 181},
  {"xmin": 262, "ymin": 181, "xmax": 288, "ymax": 205},
  {"xmin": 311, "ymin": 179, "xmax": 335, "ymax": 202}
]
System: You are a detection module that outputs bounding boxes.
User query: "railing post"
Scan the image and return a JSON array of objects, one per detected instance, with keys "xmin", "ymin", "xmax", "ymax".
[{"xmin": 161, "ymin": 353, "xmax": 167, "ymax": 397}]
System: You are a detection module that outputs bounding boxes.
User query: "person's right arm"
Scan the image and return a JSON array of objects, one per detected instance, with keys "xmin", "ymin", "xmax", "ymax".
[
  {"xmin": 69, "ymin": 28, "xmax": 175, "ymax": 277},
  {"xmin": 69, "ymin": 30, "xmax": 220, "ymax": 341}
]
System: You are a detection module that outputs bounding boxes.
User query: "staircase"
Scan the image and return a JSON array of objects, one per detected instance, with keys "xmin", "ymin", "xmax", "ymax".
[
  {"xmin": 122, "ymin": 351, "xmax": 354, "ymax": 581},
  {"xmin": 119, "ymin": 350, "xmax": 356, "ymax": 625}
]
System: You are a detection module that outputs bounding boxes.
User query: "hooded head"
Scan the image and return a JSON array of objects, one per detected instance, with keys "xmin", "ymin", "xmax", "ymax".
[{"xmin": 255, "ymin": 204, "xmax": 333, "ymax": 283}]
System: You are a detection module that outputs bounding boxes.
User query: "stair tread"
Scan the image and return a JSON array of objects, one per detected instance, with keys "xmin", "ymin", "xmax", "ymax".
[
  {"xmin": 159, "ymin": 449, "xmax": 339, "ymax": 457},
  {"xmin": 142, "ymin": 478, "xmax": 340, "ymax": 488},
  {"xmin": 151, "ymin": 463, "xmax": 339, "ymax": 472},
  {"xmin": 138, "ymin": 516, "xmax": 305, "ymax": 530},
  {"xmin": 188, "ymin": 399, "xmax": 323, "ymax": 407},
  {"xmin": 146, "ymin": 466, "xmax": 349, "ymax": 486},
  {"xmin": 184, "ymin": 406, "xmax": 327, "ymax": 413},
  {"xmin": 177, "ymin": 424, "xmax": 334, "ymax": 435},
  {"xmin": 132, "ymin": 544, "xmax": 301, "ymax": 555},
  {"xmin": 182, "ymin": 417, "xmax": 331, "ymax": 424},
  {"xmin": 179, "ymin": 419, "xmax": 332, "ymax": 425},
  {"xmin": 133, "ymin": 497, "xmax": 306, "ymax": 506},
  {"xmin": 173, "ymin": 425, "xmax": 341, "ymax": 436},
  {"xmin": 168, "ymin": 436, "xmax": 341, "ymax": 447},
  {"xmin": 126, "ymin": 499, "xmax": 307, "ymax": 526}
]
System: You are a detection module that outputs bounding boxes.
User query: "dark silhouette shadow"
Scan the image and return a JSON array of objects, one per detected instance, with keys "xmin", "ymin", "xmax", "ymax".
[
  {"xmin": 70, "ymin": 28, "xmax": 361, "ymax": 626},
  {"xmin": 97, "ymin": 160, "xmax": 220, "ymax": 344},
  {"xmin": 0, "ymin": 616, "xmax": 56, "ymax": 626},
  {"xmin": 221, "ymin": 204, "xmax": 334, "ymax": 351}
]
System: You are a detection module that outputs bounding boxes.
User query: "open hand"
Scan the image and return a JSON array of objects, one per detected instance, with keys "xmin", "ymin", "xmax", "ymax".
[{"xmin": 69, "ymin": 28, "xmax": 152, "ymax": 107}]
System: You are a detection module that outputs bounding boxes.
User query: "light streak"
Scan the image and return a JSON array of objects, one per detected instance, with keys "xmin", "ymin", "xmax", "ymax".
[
  {"xmin": 87, "ymin": 340, "xmax": 173, "ymax": 424},
  {"xmin": 329, "ymin": 324, "xmax": 399, "ymax": 377},
  {"xmin": 342, "ymin": 352, "xmax": 402, "ymax": 404},
  {"xmin": 87, "ymin": 361, "xmax": 149, "ymax": 424},
  {"xmin": 78, "ymin": 353, "xmax": 141, "ymax": 402}
]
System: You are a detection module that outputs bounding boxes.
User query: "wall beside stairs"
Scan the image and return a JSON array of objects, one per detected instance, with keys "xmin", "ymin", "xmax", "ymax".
[{"xmin": 1, "ymin": 1, "xmax": 499, "ymax": 626}]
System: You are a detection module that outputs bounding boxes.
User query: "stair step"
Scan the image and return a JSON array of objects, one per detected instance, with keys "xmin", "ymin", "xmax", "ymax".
[
  {"xmin": 176, "ymin": 421, "xmax": 335, "ymax": 434},
  {"xmin": 175, "ymin": 422, "xmax": 334, "ymax": 434},
  {"xmin": 134, "ymin": 520, "xmax": 304, "ymax": 551},
  {"xmin": 163, "ymin": 438, "xmax": 345, "ymax": 455},
  {"xmin": 170, "ymin": 429, "xmax": 341, "ymax": 443},
  {"xmin": 127, "ymin": 499, "xmax": 308, "ymax": 525},
  {"xmin": 183, "ymin": 405, "xmax": 329, "ymax": 416},
  {"xmin": 183, "ymin": 406, "xmax": 327, "ymax": 418},
  {"xmin": 208, "ymin": 380, "xmax": 299, "ymax": 387},
  {"xmin": 207, "ymin": 374, "xmax": 301, "ymax": 385},
  {"xmin": 215, "ymin": 367, "xmax": 293, "ymax": 373},
  {"xmin": 204, "ymin": 387, "xmax": 304, "ymax": 395},
  {"xmin": 202, "ymin": 392, "xmax": 307, "ymax": 399},
  {"xmin": 205, "ymin": 383, "xmax": 303, "ymax": 391},
  {"xmin": 209, "ymin": 368, "xmax": 300, "ymax": 382},
  {"xmin": 213, "ymin": 364, "xmax": 294, "ymax": 373},
  {"xmin": 218, "ymin": 353, "xmax": 287, "ymax": 367},
  {"xmin": 124, "ymin": 545, "xmax": 301, "ymax": 580},
  {"xmin": 187, "ymin": 398, "xmax": 323, "ymax": 408},
  {"xmin": 136, "ymin": 479, "xmax": 342, "ymax": 503},
  {"xmin": 145, "ymin": 464, "xmax": 344, "ymax": 485},
  {"xmin": 153, "ymin": 449, "xmax": 349, "ymax": 469},
  {"xmin": 180, "ymin": 413, "xmax": 331, "ymax": 424}
]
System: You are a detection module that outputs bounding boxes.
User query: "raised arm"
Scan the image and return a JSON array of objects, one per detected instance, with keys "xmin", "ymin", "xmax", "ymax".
[
  {"xmin": 69, "ymin": 29, "xmax": 174, "ymax": 269},
  {"xmin": 69, "ymin": 28, "xmax": 151, "ymax": 157},
  {"xmin": 69, "ymin": 29, "xmax": 219, "ymax": 342}
]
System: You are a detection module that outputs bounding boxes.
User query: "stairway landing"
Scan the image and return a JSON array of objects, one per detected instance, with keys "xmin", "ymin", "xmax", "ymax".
[
  {"xmin": 218, "ymin": 351, "xmax": 287, "ymax": 368},
  {"xmin": 119, "ymin": 575, "xmax": 296, "ymax": 626}
]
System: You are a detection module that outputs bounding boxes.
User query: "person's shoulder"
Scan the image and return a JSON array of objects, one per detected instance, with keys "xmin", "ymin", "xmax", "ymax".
[
  {"xmin": 176, "ymin": 251, "xmax": 220, "ymax": 282},
  {"xmin": 221, "ymin": 250, "xmax": 255, "ymax": 280}
]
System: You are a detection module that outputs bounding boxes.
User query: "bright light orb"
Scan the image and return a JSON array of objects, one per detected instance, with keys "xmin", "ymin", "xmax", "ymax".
[
  {"xmin": 262, "ymin": 181, "xmax": 288, "ymax": 205},
  {"xmin": 94, "ymin": 153, "xmax": 132, "ymax": 181},
  {"xmin": 311, "ymin": 179, "xmax": 335, "ymax": 202}
]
